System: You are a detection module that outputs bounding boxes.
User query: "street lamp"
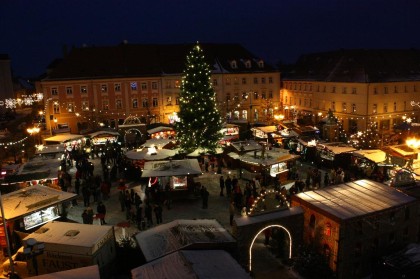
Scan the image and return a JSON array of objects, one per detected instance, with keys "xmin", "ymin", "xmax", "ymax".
[{"xmin": 27, "ymin": 127, "xmax": 41, "ymax": 145}]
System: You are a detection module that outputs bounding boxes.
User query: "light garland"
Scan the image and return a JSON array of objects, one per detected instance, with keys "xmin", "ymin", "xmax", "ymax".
[{"xmin": 247, "ymin": 188, "xmax": 289, "ymax": 215}]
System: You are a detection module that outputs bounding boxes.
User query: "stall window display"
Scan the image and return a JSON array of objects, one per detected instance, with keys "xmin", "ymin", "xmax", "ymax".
[{"xmin": 23, "ymin": 206, "xmax": 60, "ymax": 230}]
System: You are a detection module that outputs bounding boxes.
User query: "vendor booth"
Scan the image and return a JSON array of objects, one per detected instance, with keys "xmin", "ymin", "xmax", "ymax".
[
  {"xmin": 147, "ymin": 126, "xmax": 175, "ymax": 139},
  {"xmin": 220, "ymin": 123, "xmax": 240, "ymax": 145},
  {"xmin": 35, "ymin": 144, "xmax": 65, "ymax": 159},
  {"xmin": 0, "ymin": 185, "xmax": 77, "ymax": 253},
  {"xmin": 141, "ymin": 159, "xmax": 202, "ymax": 191},
  {"xmin": 141, "ymin": 138, "xmax": 177, "ymax": 149},
  {"xmin": 316, "ymin": 143, "xmax": 356, "ymax": 169},
  {"xmin": 349, "ymin": 149, "xmax": 393, "ymax": 181},
  {"xmin": 125, "ymin": 147, "xmax": 177, "ymax": 170},
  {"xmin": 43, "ymin": 134, "xmax": 85, "ymax": 146},
  {"xmin": 88, "ymin": 130, "xmax": 120, "ymax": 145}
]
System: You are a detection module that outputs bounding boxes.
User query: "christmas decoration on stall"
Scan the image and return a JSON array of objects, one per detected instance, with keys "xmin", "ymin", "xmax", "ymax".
[
  {"xmin": 175, "ymin": 43, "xmax": 223, "ymax": 153},
  {"xmin": 350, "ymin": 119, "xmax": 381, "ymax": 149}
]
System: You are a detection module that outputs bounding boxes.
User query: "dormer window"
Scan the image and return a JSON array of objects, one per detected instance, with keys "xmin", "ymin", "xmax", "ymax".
[
  {"xmin": 230, "ymin": 60, "xmax": 237, "ymax": 69},
  {"xmin": 257, "ymin": 60, "xmax": 264, "ymax": 68},
  {"xmin": 244, "ymin": 60, "xmax": 251, "ymax": 69}
]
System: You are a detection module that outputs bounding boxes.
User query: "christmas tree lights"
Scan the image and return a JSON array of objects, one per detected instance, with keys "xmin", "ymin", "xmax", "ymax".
[{"xmin": 175, "ymin": 43, "xmax": 223, "ymax": 153}]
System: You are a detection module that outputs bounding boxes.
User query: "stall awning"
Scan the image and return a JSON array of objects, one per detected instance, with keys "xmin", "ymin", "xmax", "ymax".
[
  {"xmin": 88, "ymin": 130, "xmax": 120, "ymax": 138},
  {"xmin": 147, "ymin": 126, "xmax": 174, "ymax": 135},
  {"xmin": 352, "ymin": 149, "xmax": 387, "ymax": 163},
  {"xmin": 44, "ymin": 134, "xmax": 85, "ymax": 144},
  {"xmin": 125, "ymin": 148, "xmax": 177, "ymax": 161},
  {"xmin": 141, "ymin": 159, "xmax": 202, "ymax": 177}
]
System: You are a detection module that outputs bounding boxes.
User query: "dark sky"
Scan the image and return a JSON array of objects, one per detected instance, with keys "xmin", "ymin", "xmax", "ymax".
[{"xmin": 1, "ymin": 0, "xmax": 420, "ymax": 78}]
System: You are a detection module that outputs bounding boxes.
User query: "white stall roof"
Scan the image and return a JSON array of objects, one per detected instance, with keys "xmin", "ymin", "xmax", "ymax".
[
  {"xmin": 125, "ymin": 148, "xmax": 176, "ymax": 161},
  {"xmin": 293, "ymin": 179, "xmax": 416, "ymax": 222},
  {"xmin": 0, "ymin": 186, "xmax": 77, "ymax": 221},
  {"xmin": 142, "ymin": 159, "xmax": 202, "ymax": 177},
  {"xmin": 147, "ymin": 126, "xmax": 174, "ymax": 135},
  {"xmin": 318, "ymin": 143, "xmax": 356, "ymax": 154},
  {"xmin": 88, "ymin": 130, "xmax": 120, "ymax": 138},
  {"xmin": 135, "ymin": 219, "xmax": 235, "ymax": 262},
  {"xmin": 24, "ymin": 221, "xmax": 113, "ymax": 255},
  {"xmin": 142, "ymin": 138, "xmax": 175, "ymax": 148},
  {"xmin": 235, "ymin": 206, "xmax": 304, "ymax": 227},
  {"xmin": 35, "ymin": 144, "xmax": 65, "ymax": 155},
  {"xmin": 238, "ymin": 149, "xmax": 299, "ymax": 166},
  {"xmin": 29, "ymin": 265, "xmax": 100, "ymax": 279},
  {"xmin": 187, "ymin": 147, "xmax": 223, "ymax": 157},
  {"xmin": 251, "ymin": 126, "xmax": 277, "ymax": 134},
  {"xmin": 231, "ymin": 140, "xmax": 262, "ymax": 152},
  {"xmin": 131, "ymin": 250, "xmax": 250, "ymax": 279},
  {"xmin": 44, "ymin": 134, "xmax": 85, "ymax": 144},
  {"xmin": 389, "ymin": 144, "xmax": 419, "ymax": 157},
  {"xmin": 352, "ymin": 149, "xmax": 387, "ymax": 163}
]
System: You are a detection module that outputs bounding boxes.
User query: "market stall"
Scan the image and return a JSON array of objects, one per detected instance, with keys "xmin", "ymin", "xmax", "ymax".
[
  {"xmin": 350, "ymin": 149, "xmax": 393, "ymax": 181},
  {"xmin": 147, "ymin": 126, "xmax": 175, "ymax": 139},
  {"xmin": 220, "ymin": 123, "xmax": 240, "ymax": 145},
  {"xmin": 316, "ymin": 143, "xmax": 356, "ymax": 169},
  {"xmin": 88, "ymin": 130, "xmax": 120, "ymax": 145},
  {"xmin": 141, "ymin": 138, "xmax": 177, "ymax": 149},
  {"xmin": 125, "ymin": 147, "xmax": 177, "ymax": 170}
]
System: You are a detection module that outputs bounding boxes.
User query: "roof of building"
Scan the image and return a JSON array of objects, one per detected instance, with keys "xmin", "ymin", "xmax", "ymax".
[
  {"xmin": 43, "ymin": 43, "xmax": 277, "ymax": 80},
  {"xmin": 131, "ymin": 250, "xmax": 251, "ymax": 279},
  {"xmin": 283, "ymin": 49, "xmax": 420, "ymax": 82},
  {"xmin": 292, "ymin": 179, "xmax": 417, "ymax": 222}
]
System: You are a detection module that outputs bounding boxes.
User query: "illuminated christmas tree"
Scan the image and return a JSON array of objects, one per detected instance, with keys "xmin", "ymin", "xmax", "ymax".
[
  {"xmin": 350, "ymin": 120, "xmax": 381, "ymax": 149},
  {"xmin": 175, "ymin": 43, "xmax": 223, "ymax": 153}
]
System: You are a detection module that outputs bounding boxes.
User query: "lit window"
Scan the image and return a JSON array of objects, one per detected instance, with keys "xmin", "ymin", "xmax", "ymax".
[
  {"xmin": 67, "ymin": 103, "xmax": 74, "ymax": 112},
  {"xmin": 101, "ymin": 84, "xmax": 107, "ymax": 93},
  {"xmin": 80, "ymin": 86, "xmax": 87, "ymax": 94},
  {"xmin": 373, "ymin": 104, "xmax": 377, "ymax": 114},
  {"xmin": 66, "ymin": 87, "xmax": 72, "ymax": 95},
  {"xmin": 130, "ymin": 82, "xmax": 137, "ymax": 91},
  {"xmin": 175, "ymin": 80, "xmax": 180, "ymax": 88},
  {"xmin": 352, "ymin": 103, "xmax": 356, "ymax": 113},
  {"xmin": 102, "ymin": 100, "xmax": 109, "ymax": 110},
  {"xmin": 342, "ymin": 102, "xmax": 347, "ymax": 112},
  {"xmin": 142, "ymin": 98, "xmax": 148, "ymax": 108},
  {"xmin": 167, "ymin": 96, "xmax": 172, "ymax": 105},
  {"xmin": 51, "ymin": 88, "xmax": 58, "ymax": 95},
  {"xmin": 82, "ymin": 101, "xmax": 89, "ymax": 111}
]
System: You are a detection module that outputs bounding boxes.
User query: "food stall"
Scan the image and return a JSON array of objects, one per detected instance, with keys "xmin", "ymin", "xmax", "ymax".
[
  {"xmin": 125, "ymin": 147, "xmax": 177, "ymax": 170},
  {"xmin": 147, "ymin": 126, "xmax": 175, "ymax": 139},
  {"xmin": 220, "ymin": 123, "xmax": 240, "ymax": 145},
  {"xmin": 349, "ymin": 149, "xmax": 393, "ymax": 181},
  {"xmin": 88, "ymin": 130, "xmax": 120, "ymax": 145},
  {"xmin": 316, "ymin": 143, "xmax": 356, "ymax": 169}
]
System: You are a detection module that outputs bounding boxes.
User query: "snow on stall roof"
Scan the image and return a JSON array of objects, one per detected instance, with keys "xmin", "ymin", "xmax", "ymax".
[
  {"xmin": 135, "ymin": 219, "xmax": 236, "ymax": 262},
  {"xmin": 29, "ymin": 264, "xmax": 100, "ymax": 279},
  {"xmin": 24, "ymin": 221, "xmax": 113, "ymax": 253},
  {"xmin": 251, "ymin": 125, "xmax": 277, "ymax": 134},
  {"xmin": 35, "ymin": 144, "xmax": 65, "ymax": 155},
  {"xmin": 317, "ymin": 143, "xmax": 356, "ymax": 154},
  {"xmin": 18, "ymin": 157, "xmax": 61, "ymax": 176},
  {"xmin": 235, "ymin": 206, "xmax": 304, "ymax": 227},
  {"xmin": 352, "ymin": 149, "xmax": 387, "ymax": 163},
  {"xmin": 389, "ymin": 144, "xmax": 419, "ymax": 156},
  {"xmin": 88, "ymin": 130, "xmax": 120, "ymax": 138},
  {"xmin": 142, "ymin": 138, "xmax": 175, "ymax": 148},
  {"xmin": 125, "ymin": 148, "xmax": 177, "ymax": 161},
  {"xmin": 186, "ymin": 147, "xmax": 224, "ymax": 157},
  {"xmin": 147, "ymin": 126, "xmax": 174, "ymax": 135},
  {"xmin": 231, "ymin": 140, "xmax": 263, "ymax": 152},
  {"xmin": 0, "ymin": 186, "xmax": 77, "ymax": 220},
  {"xmin": 293, "ymin": 179, "xmax": 416, "ymax": 221},
  {"xmin": 237, "ymin": 148, "xmax": 299, "ymax": 166},
  {"xmin": 141, "ymin": 159, "xmax": 202, "ymax": 177},
  {"xmin": 131, "ymin": 250, "xmax": 251, "ymax": 279},
  {"xmin": 44, "ymin": 134, "xmax": 85, "ymax": 143}
]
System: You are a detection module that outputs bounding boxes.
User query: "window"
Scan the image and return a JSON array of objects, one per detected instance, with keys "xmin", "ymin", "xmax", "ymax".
[
  {"xmin": 384, "ymin": 103, "xmax": 388, "ymax": 113},
  {"xmin": 114, "ymin": 83, "xmax": 121, "ymax": 92},
  {"xmin": 102, "ymin": 100, "xmax": 109, "ymax": 110},
  {"xmin": 152, "ymin": 82, "xmax": 158, "ymax": 90},
  {"xmin": 394, "ymin": 86, "xmax": 398, "ymax": 93},
  {"xmin": 261, "ymin": 91, "xmax": 266, "ymax": 99},
  {"xmin": 51, "ymin": 87, "xmax": 58, "ymax": 95},
  {"xmin": 342, "ymin": 102, "xmax": 347, "ymax": 112},
  {"xmin": 342, "ymin": 87, "xmax": 347, "ymax": 94},
  {"xmin": 258, "ymin": 61, "xmax": 264, "ymax": 68},
  {"xmin": 309, "ymin": 85, "xmax": 312, "ymax": 91},
  {"xmin": 405, "ymin": 207, "xmax": 410, "ymax": 220},
  {"xmin": 404, "ymin": 85, "xmax": 407, "ymax": 93},
  {"xmin": 253, "ymin": 77, "xmax": 258, "ymax": 84},
  {"xmin": 81, "ymin": 101, "xmax": 89, "ymax": 111},
  {"xmin": 165, "ymin": 81, "xmax": 171, "ymax": 89},
  {"xmin": 80, "ymin": 86, "xmax": 87, "ymax": 94},
  {"xmin": 384, "ymin": 87, "xmax": 388, "ymax": 94},
  {"xmin": 323, "ymin": 86, "xmax": 326, "ymax": 92},
  {"xmin": 234, "ymin": 78, "xmax": 238, "ymax": 85},
  {"xmin": 142, "ymin": 98, "xmax": 148, "ymax": 108},
  {"xmin": 245, "ymin": 60, "xmax": 251, "ymax": 68},
  {"xmin": 352, "ymin": 88, "xmax": 357, "ymax": 94},
  {"xmin": 352, "ymin": 104, "xmax": 356, "ymax": 113},
  {"xmin": 242, "ymin": 78, "xmax": 247, "ymax": 84},
  {"xmin": 152, "ymin": 98, "xmax": 158, "ymax": 107},
  {"xmin": 141, "ymin": 82, "xmax": 147, "ymax": 90},
  {"xmin": 231, "ymin": 60, "xmax": 237, "ymax": 68},
  {"xmin": 53, "ymin": 102, "xmax": 60, "ymax": 114},
  {"xmin": 66, "ymin": 87, "xmax": 73, "ymax": 95},
  {"xmin": 66, "ymin": 103, "xmax": 74, "ymax": 112},
  {"xmin": 332, "ymin": 86, "xmax": 336, "ymax": 93},
  {"xmin": 129, "ymin": 82, "xmax": 137, "ymax": 91},
  {"xmin": 261, "ymin": 77, "xmax": 266, "ymax": 84},
  {"xmin": 253, "ymin": 92, "xmax": 258, "ymax": 100},
  {"xmin": 268, "ymin": 77, "xmax": 273, "ymax": 84},
  {"xmin": 132, "ymin": 99, "xmax": 138, "ymax": 108},
  {"xmin": 116, "ymin": 100, "xmax": 122, "ymax": 109},
  {"xmin": 101, "ymin": 84, "xmax": 107, "ymax": 93},
  {"xmin": 167, "ymin": 96, "xmax": 172, "ymax": 105},
  {"xmin": 373, "ymin": 104, "xmax": 377, "ymax": 114},
  {"xmin": 316, "ymin": 85, "xmax": 320, "ymax": 92},
  {"xmin": 394, "ymin": 102, "xmax": 397, "ymax": 112},
  {"xmin": 213, "ymin": 79, "xmax": 218, "ymax": 86},
  {"xmin": 226, "ymin": 93, "xmax": 231, "ymax": 101},
  {"xmin": 268, "ymin": 91, "xmax": 273, "ymax": 99},
  {"xmin": 414, "ymin": 85, "xmax": 417, "ymax": 92}
]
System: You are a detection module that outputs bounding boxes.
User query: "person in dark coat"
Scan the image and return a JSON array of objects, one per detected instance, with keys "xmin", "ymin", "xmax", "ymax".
[
  {"xmin": 81, "ymin": 210, "xmax": 89, "ymax": 224},
  {"xmin": 145, "ymin": 202, "xmax": 153, "ymax": 227},
  {"xmin": 82, "ymin": 186, "xmax": 90, "ymax": 207},
  {"xmin": 225, "ymin": 176, "xmax": 232, "ymax": 198},
  {"xmin": 201, "ymin": 186, "xmax": 209, "ymax": 209},
  {"xmin": 96, "ymin": 201, "xmax": 107, "ymax": 225},
  {"xmin": 154, "ymin": 203, "xmax": 163, "ymax": 224},
  {"xmin": 219, "ymin": 175, "xmax": 225, "ymax": 196}
]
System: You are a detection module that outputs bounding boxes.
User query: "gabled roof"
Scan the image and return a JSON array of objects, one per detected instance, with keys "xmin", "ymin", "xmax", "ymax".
[
  {"xmin": 284, "ymin": 49, "xmax": 420, "ymax": 82},
  {"xmin": 43, "ymin": 43, "xmax": 277, "ymax": 80}
]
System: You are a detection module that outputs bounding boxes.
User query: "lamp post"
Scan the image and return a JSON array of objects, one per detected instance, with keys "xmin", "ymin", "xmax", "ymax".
[
  {"xmin": 27, "ymin": 127, "xmax": 40, "ymax": 145},
  {"xmin": 24, "ymin": 238, "xmax": 45, "ymax": 276}
]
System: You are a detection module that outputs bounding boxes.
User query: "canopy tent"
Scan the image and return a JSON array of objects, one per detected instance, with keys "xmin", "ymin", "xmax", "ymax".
[
  {"xmin": 43, "ymin": 134, "xmax": 85, "ymax": 145},
  {"xmin": 141, "ymin": 159, "xmax": 202, "ymax": 177},
  {"xmin": 134, "ymin": 219, "xmax": 236, "ymax": 262},
  {"xmin": 131, "ymin": 250, "xmax": 250, "ymax": 279},
  {"xmin": 125, "ymin": 148, "xmax": 177, "ymax": 161}
]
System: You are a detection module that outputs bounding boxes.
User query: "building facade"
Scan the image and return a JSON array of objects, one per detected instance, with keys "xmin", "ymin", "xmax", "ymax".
[
  {"xmin": 36, "ymin": 43, "xmax": 280, "ymax": 134},
  {"xmin": 281, "ymin": 49, "xmax": 420, "ymax": 134}
]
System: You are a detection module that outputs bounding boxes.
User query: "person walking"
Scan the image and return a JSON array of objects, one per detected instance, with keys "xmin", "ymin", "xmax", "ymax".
[
  {"xmin": 81, "ymin": 209, "xmax": 89, "ymax": 224},
  {"xmin": 118, "ymin": 190, "xmax": 125, "ymax": 212},
  {"xmin": 219, "ymin": 175, "xmax": 225, "ymax": 196},
  {"xmin": 201, "ymin": 186, "xmax": 209, "ymax": 209},
  {"xmin": 225, "ymin": 176, "xmax": 232, "ymax": 198},
  {"xmin": 154, "ymin": 203, "xmax": 163, "ymax": 224},
  {"xmin": 82, "ymin": 186, "xmax": 90, "ymax": 207},
  {"xmin": 96, "ymin": 201, "xmax": 107, "ymax": 225},
  {"xmin": 229, "ymin": 200, "xmax": 235, "ymax": 226},
  {"xmin": 145, "ymin": 202, "xmax": 153, "ymax": 227},
  {"xmin": 86, "ymin": 207, "xmax": 94, "ymax": 224}
]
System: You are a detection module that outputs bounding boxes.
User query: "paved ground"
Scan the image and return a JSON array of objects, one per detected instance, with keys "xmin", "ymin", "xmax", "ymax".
[{"xmin": 65, "ymin": 157, "xmax": 308, "ymax": 278}]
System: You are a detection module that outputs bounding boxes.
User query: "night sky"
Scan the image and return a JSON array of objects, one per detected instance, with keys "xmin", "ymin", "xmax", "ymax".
[{"xmin": 1, "ymin": 0, "xmax": 420, "ymax": 78}]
